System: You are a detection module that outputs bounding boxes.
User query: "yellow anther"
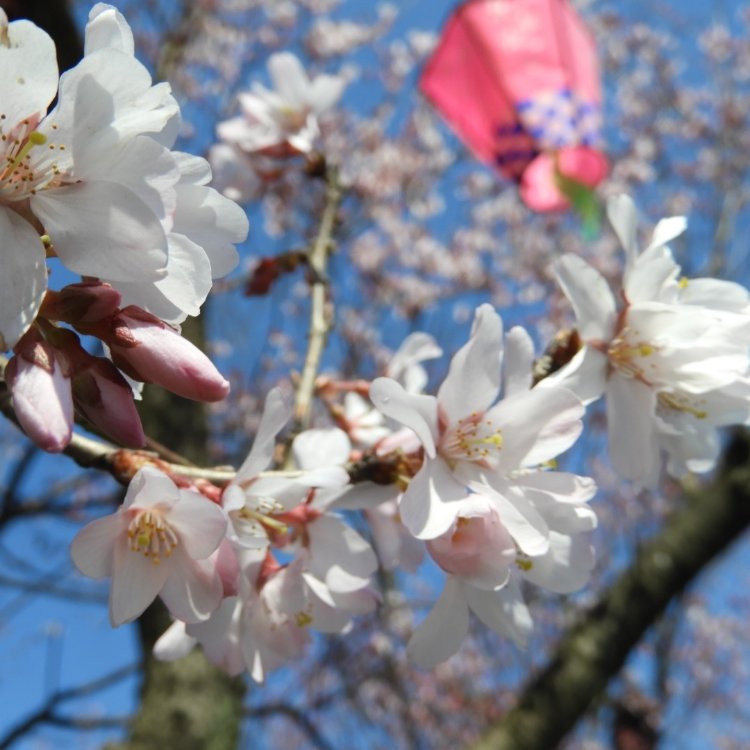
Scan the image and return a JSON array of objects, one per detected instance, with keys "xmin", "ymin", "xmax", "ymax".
[
  {"xmin": 678, "ymin": 276, "xmax": 689, "ymax": 289},
  {"xmin": 238, "ymin": 505, "xmax": 288, "ymax": 534},
  {"xmin": 295, "ymin": 611, "xmax": 313, "ymax": 627},
  {"xmin": 28, "ymin": 131, "xmax": 47, "ymax": 145},
  {"xmin": 516, "ymin": 558, "xmax": 533, "ymax": 572}
]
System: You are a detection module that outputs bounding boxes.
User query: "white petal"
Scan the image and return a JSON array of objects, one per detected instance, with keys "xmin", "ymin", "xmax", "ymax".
[
  {"xmin": 331, "ymin": 482, "xmax": 397, "ymax": 511},
  {"xmin": 387, "ymin": 331, "xmax": 442, "ymax": 394},
  {"xmin": 0, "ymin": 209, "xmax": 47, "ymax": 350},
  {"xmin": 267, "ymin": 52, "xmax": 311, "ymax": 109},
  {"xmin": 85, "ymin": 3, "xmax": 135, "ymax": 55},
  {"xmin": 538, "ymin": 345, "xmax": 608, "ymax": 405},
  {"xmin": 307, "ymin": 516, "xmax": 377, "ymax": 589},
  {"xmin": 400, "ymin": 458, "xmax": 468, "ymax": 539},
  {"xmin": 110, "ymin": 539, "xmax": 170, "ymax": 626},
  {"xmin": 116, "ymin": 233, "xmax": 211, "ymax": 320},
  {"xmin": 680, "ymin": 278, "xmax": 750, "ymax": 312},
  {"xmin": 407, "ymin": 576, "xmax": 469, "ymax": 668},
  {"xmin": 520, "ymin": 470, "xmax": 597, "ymax": 501},
  {"xmin": 54, "ymin": 50, "xmax": 178, "ymax": 149},
  {"xmin": 293, "ymin": 428, "xmax": 351, "ymax": 469},
  {"xmin": 521, "ymin": 532, "xmax": 595, "ymax": 594},
  {"xmin": 174, "ymin": 151, "xmax": 212, "ymax": 186},
  {"xmin": 167, "ymin": 491, "xmax": 227, "ymax": 559},
  {"xmin": 477, "ymin": 481, "xmax": 550, "ymax": 556},
  {"xmin": 153, "ymin": 620, "xmax": 197, "ymax": 661},
  {"xmin": 437, "ymin": 304, "xmax": 503, "ymax": 423},
  {"xmin": 32, "ymin": 181, "xmax": 168, "ymax": 282},
  {"xmin": 624, "ymin": 245, "xmax": 680, "ymax": 304},
  {"xmin": 172, "ymin": 183, "xmax": 248, "ymax": 277},
  {"xmin": 606, "ymin": 374, "xmax": 660, "ymax": 487},
  {"xmin": 607, "ymin": 194, "xmax": 638, "ymax": 259},
  {"xmin": 235, "ymin": 388, "xmax": 292, "ymax": 481},
  {"xmin": 645, "ymin": 215, "xmax": 687, "ymax": 253},
  {"xmin": 309, "ymin": 74, "xmax": 347, "ymax": 114},
  {"xmin": 503, "ymin": 326, "xmax": 535, "ymax": 397},
  {"xmin": 123, "ymin": 466, "xmax": 180, "ymax": 511},
  {"xmin": 486, "ymin": 386, "xmax": 584, "ymax": 469},
  {"xmin": 370, "ymin": 378, "xmax": 438, "ymax": 457},
  {"xmin": 554, "ymin": 255, "xmax": 616, "ymax": 340},
  {"xmin": 0, "ymin": 19, "xmax": 58, "ymax": 124},
  {"xmin": 159, "ymin": 554, "xmax": 223, "ymax": 623},
  {"xmin": 70, "ymin": 512, "xmax": 127, "ymax": 578},
  {"xmin": 466, "ymin": 577, "xmax": 533, "ymax": 647}
]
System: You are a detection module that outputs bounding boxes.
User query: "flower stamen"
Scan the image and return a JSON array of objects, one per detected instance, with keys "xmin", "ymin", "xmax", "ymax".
[{"xmin": 127, "ymin": 510, "xmax": 179, "ymax": 564}]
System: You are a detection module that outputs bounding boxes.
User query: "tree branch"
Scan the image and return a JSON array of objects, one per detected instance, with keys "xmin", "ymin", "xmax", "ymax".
[
  {"xmin": 0, "ymin": 664, "xmax": 138, "ymax": 750},
  {"xmin": 471, "ymin": 430, "xmax": 750, "ymax": 750},
  {"xmin": 290, "ymin": 163, "xmax": 344, "ymax": 436}
]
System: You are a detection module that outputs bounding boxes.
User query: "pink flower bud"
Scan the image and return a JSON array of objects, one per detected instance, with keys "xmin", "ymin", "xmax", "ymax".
[
  {"xmin": 108, "ymin": 308, "xmax": 230, "ymax": 402},
  {"xmin": 72, "ymin": 358, "xmax": 145, "ymax": 448},
  {"xmin": 5, "ymin": 341, "xmax": 73, "ymax": 452},
  {"xmin": 427, "ymin": 498, "xmax": 516, "ymax": 589},
  {"xmin": 40, "ymin": 282, "xmax": 123, "ymax": 325}
]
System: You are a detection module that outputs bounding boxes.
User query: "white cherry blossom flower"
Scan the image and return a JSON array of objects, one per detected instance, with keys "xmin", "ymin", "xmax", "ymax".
[
  {"xmin": 222, "ymin": 390, "xmax": 349, "ymax": 550},
  {"xmin": 71, "ymin": 467, "xmax": 227, "ymax": 626},
  {"xmin": 370, "ymin": 305, "xmax": 586, "ymax": 542},
  {"xmin": 408, "ymin": 492, "xmax": 596, "ymax": 668},
  {"xmin": 545, "ymin": 195, "xmax": 750, "ymax": 485},
  {"xmin": 0, "ymin": 5, "xmax": 247, "ymax": 349},
  {"xmin": 342, "ymin": 331, "xmax": 442, "ymax": 448},
  {"xmin": 155, "ymin": 549, "xmax": 311, "ymax": 683},
  {"xmin": 215, "ymin": 52, "xmax": 346, "ymax": 156}
]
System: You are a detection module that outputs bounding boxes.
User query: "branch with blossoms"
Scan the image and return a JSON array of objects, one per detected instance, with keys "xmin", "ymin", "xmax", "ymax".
[
  {"xmin": 4, "ymin": 3, "xmax": 750, "ymax": 750},
  {"xmin": 0, "ymin": 663, "xmax": 138, "ymax": 750}
]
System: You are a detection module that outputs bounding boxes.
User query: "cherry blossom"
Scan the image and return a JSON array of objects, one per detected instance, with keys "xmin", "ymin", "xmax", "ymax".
[
  {"xmin": 155, "ymin": 550, "xmax": 311, "ymax": 683},
  {"xmin": 215, "ymin": 51, "xmax": 346, "ymax": 157},
  {"xmin": 0, "ymin": 4, "xmax": 247, "ymax": 351},
  {"xmin": 222, "ymin": 390, "xmax": 349, "ymax": 550},
  {"xmin": 408, "ymin": 489, "xmax": 596, "ymax": 668},
  {"xmin": 544, "ymin": 195, "xmax": 750, "ymax": 485},
  {"xmin": 71, "ymin": 467, "xmax": 227, "ymax": 626},
  {"xmin": 370, "ymin": 305, "xmax": 587, "ymax": 542}
]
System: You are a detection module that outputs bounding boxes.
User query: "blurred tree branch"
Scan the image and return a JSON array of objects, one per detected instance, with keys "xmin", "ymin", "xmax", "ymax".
[
  {"xmin": 0, "ymin": 664, "xmax": 138, "ymax": 750},
  {"xmin": 472, "ymin": 430, "xmax": 750, "ymax": 750}
]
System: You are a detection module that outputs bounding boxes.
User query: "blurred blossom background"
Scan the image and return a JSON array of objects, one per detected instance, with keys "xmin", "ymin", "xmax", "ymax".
[{"xmin": 1, "ymin": 1, "xmax": 750, "ymax": 749}]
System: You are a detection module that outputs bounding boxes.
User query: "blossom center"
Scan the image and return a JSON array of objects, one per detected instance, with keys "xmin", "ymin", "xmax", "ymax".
[
  {"xmin": 277, "ymin": 104, "xmax": 309, "ymax": 132},
  {"xmin": 232, "ymin": 496, "xmax": 288, "ymax": 544},
  {"xmin": 441, "ymin": 412, "xmax": 504, "ymax": 465},
  {"xmin": 0, "ymin": 116, "xmax": 65, "ymax": 203},
  {"xmin": 127, "ymin": 510, "xmax": 178, "ymax": 564},
  {"xmin": 607, "ymin": 327, "xmax": 658, "ymax": 383}
]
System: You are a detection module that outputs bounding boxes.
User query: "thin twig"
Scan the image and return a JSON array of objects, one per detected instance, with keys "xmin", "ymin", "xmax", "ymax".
[
  {"xmin": 0, "ymin": 663, "xmax": 138, "ymax": 749},
  {"xmin": 290, "ymin": 163, "xmax": 344, "ymax": 437}
]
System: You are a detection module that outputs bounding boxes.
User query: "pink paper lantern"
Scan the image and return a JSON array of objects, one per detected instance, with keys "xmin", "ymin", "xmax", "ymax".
[{"xmin": 420, "ymin": 0, "xmax": 608, "ymax": 211}]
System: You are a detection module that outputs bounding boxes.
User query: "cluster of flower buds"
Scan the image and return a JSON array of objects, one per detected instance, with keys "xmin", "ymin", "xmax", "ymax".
[{"xmin": 5, "ymin": 282, "xmax": 229, "ymax": 452}]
